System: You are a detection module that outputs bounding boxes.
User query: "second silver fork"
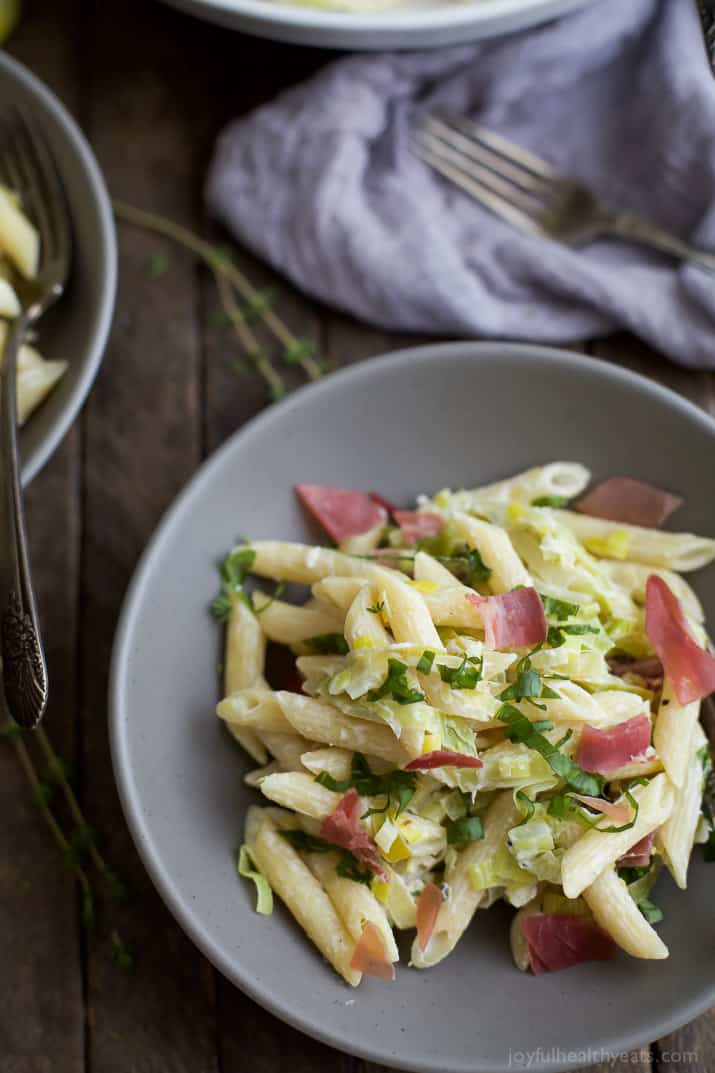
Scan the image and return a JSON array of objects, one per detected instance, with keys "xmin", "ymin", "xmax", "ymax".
[
  {"xmin": 414, "ymin": 113, "xmax": 715, "ymax": 273},
  {"xmin": 0, "ymin": 108, "xmax": 72, "ymax": 729}
]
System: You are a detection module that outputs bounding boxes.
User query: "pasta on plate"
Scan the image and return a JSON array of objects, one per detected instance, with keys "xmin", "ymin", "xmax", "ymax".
[
  {"xmin": 0, "ymin": 183, "xmax": 67, "ymax": 424},
  {"xmin": 212, "ymin": 462, "xmax": 715, "ymax": 985}
]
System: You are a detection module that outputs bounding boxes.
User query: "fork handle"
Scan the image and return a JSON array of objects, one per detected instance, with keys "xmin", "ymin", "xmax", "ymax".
[
  {"xmin": 0, "ymin": 315, "xmax": 48, "ymax": 729},
  {"xmin": 605, "ymin": 214, "xmax": 715, "ymax": 273}
]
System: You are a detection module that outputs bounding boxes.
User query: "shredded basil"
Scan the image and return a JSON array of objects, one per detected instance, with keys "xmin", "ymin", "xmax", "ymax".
[
  {"xmin": 499, "ymin": 650, "xmax": 560, "ymax": 709},
  {"xmin": 280, "ymin": 828, "xmax": 373, "ymax": 885},
  {"xmin": 437, "ymin": 654, "xmax": 482, "ymax": 690},
  {"xmin": 541, "ymin": 594, "xmax": 580, "ymax": 620},
  {"xmin": 368, "ymin": 658, "xmax": 425, "ymax": 705},
  {"xmin": 514, "ymin": 790, "xmax": 536, "ymax": 825},
  {"xmin": 547, "ymin": 623, "xmax": 600, "ymax": 648},
  {"xmin": 315, "ymin": 753, "xmax": 417, "ymax": 819},
  {"xmin": 638, "ymin": 897, "xmax": 663, "ymax": 924},
  {"xmin": 304, "ymin": 632, "xmax": 349, "ymax": 655},
  {"xmin": 531, "ymin": 496, "xmax": 568, "ymax": 508},
  {"xmin": 498, "ymin": 703, "xmax": 603, "ymax": 796},
  {"xmin": 446, "ymin": 815, "xmax": 484, "ymax": 844},
  {"xmin": 550, "ymin": 789, "xmax": 639, "ymax": 833}
]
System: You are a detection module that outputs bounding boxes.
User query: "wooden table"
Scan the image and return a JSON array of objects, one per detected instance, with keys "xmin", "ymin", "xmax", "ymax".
[{"xmin": 2, "ymin": 2, "xmax": 713, "ymax": 1071}]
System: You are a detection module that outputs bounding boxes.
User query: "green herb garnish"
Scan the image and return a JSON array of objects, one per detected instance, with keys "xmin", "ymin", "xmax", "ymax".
[
  {"xmin": 541, "ymin": 595, "xmax": 580, "ymax": 620},
  {"xmin": 638, "ymin": 897, "xmax": 663, "ymax": 924},
  {"xmin": 367, "ymin": 600, "xmax": 385, "ymax": 615},
  {"xmin": 211, "ymin": 546, "xmax": 256, "ymax": 620},
  {"xmin": 547, "ymin": 623, "xmax": 600, "ymax": 648},
  {"xmin": 498, "ymin": 703, "xmax": 603, "ymax": 796},
  {"xmin": 368, "ymin": 658, "xmax": 425, "ymax": 706},
  {"xmin": 514, "ymin": 790, "xmax": 536, "ymax": 825},
  {"xmin": 446, "ymin": 815, "xmax": 484, "ymax": 844},
  {"xmin": 315, "ymin": 753, "xmax": 417, "ymax": 819},
  {"xmin": 499, "ymin": 649, "xmax": 560, "ymax": 709},
  {"xmin": 280, "ymin": 827, "xmax": 373, "ymax": 885},
  {"xmin": 304, "ymin": 632, "xmax": 349, "ymax": 655},
  {"xmin": 531, "ymin": 495, "xmax": 568, "ymax": 508},
  {"xmin": 437, "ymin": 654, "xmax": 482, "ymax": 690}
]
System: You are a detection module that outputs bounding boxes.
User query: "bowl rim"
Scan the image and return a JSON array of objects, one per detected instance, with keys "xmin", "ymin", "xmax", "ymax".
[
  {"xmin": 164, "ymin": 0, "xmax": 594, "ymax": 37},
  {"xmin": 109, "ymin": 341, "xmax": 715, "ymax": 1073},
  {"xmin": 0, "ymin": 51, "xmax": 117, "ymax": 484}
]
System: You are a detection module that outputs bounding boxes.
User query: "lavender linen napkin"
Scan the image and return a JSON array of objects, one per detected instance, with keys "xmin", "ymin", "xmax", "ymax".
[{"xmin": 206, "ymin": 0, "xmax": 715, "ymax": 367}]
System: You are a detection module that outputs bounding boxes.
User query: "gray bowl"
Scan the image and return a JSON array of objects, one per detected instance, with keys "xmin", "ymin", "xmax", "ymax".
[
  {"xmin": 110, "ymin": 342, "xmax": 715, "ymax": 1073},
  {"xmin": 0, "ymin": 52, "xmax": 116, "ymax": 483}
]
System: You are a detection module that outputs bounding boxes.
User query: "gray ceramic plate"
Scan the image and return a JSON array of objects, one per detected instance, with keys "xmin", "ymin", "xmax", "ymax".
[
  {"xmin": 0, "ymin": 52, "xmax": 116, "ymax": 483},
  {"xmin": 110, "ymin": 343, "xmax": 715, "ymax": 1073},
  {"xmin": 161, "ymin": 0, "xmax": 598, "ymax": 51}
]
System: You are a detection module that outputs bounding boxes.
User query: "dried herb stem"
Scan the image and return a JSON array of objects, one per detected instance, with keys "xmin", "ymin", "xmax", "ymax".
[
  {"xmin": 35, "ymin": 727, "xmax": 115, "ymax": 886},
  {"xmin": 112, "ymin": 200, "xmax": 323, "ymax": 382},
  {"xmin": 213, "ymin": 270, "xmax": 286, "ymax": 400},
  {"xmin": 12, "ymin": 735, "xmax": 93, "ymax": 902}
]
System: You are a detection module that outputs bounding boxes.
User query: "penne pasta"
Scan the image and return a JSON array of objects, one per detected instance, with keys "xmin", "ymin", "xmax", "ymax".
[
  {"xmin": 448, "ymin": 512, "xmax": 533, "ymax": 593},
  {"xmin": 217, "ymin": 465, "xmax": 714, "ymax": 983},
  {"xmin": 584, "ymin": 867, "xmax": 668, "ymax": 959},
  {"xmin": 657, "ymin": 723, "xmax": 708, "ymax": 889},
  {"xmin": 307, "ymin": 851, "xmax": 399, "ymax": 962},
  {"xmin": 223, "ymin": 596, "xmax": 268, "ymax": 764},
  {"xmin": 552, "ymin": 510, "xmax": 715, "ymax": 572},
  {"xmin": 274, "ymin": 691, "xmax": 411, "ymax": 765},
  {"xmin": 247, "ymin": 808, "xmax": 361, "ymax": 986},
  {"xmin": 252, "ymin": 591, "xmax": 344, "ymax": 645},
  {"xmin": 653, "ymin": 683, "xmax": 700, "ymax": 789},
  {"xmin": 562, "ymin": 774, "xmax": 675, "ymax": 899},
  {"xmin": 259, "ymin": 770, "xmax": 342, "ymax": 820}
]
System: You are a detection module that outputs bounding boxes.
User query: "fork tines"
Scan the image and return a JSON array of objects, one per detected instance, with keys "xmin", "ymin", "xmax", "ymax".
[{"xmin": 413, "ymin": 113, "xmax": 558, "ymax": 235}]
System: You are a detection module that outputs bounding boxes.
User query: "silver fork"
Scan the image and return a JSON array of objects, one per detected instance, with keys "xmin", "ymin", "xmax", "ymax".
[
  {"xmin": 0, "ymin": 109, "xmax": 71, "ymax": 728},
  {"xmin": 414, "ymin": 113, "xmax": 715, "ymax": 273}
]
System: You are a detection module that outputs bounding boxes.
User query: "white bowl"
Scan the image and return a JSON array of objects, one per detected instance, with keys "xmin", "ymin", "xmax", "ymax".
[{"xmin": 160, "ymin": 0, "xmax": 597, "ymax": 51}]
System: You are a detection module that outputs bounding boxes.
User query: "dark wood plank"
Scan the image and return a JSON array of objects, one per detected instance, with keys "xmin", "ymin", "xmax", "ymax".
[
  {"xmin": 655, "ymin": 1010, "xmax": 715, "ymax": 1073},
  {"xmin": 77, "ymin": 2, "xmax": 219, "ymax": 1070},
  {"xmin": 1, "ymin": 3, "xmax": 85, "ymax": 1069}
]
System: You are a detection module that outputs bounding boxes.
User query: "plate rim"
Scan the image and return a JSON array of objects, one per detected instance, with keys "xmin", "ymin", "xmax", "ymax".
[
  {"xmin": 0, "ymin": 50, "xmax": 117, "ymax": 484},
  {"xmin": 109, "ymin": 340, "xmax": 715, "ymax": 1073},
  {"xmin": 161, "ymin": 0, "xmax": 596, "ymax": 41}
]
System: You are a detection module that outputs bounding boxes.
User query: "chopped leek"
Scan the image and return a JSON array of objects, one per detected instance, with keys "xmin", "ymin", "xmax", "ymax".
[{"xmin": 237, "ymin": 845, "xmax": 273, "ymax": 915}]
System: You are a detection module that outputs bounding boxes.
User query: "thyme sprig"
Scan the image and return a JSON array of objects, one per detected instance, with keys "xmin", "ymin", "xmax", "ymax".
[
  {"xmin": 1, "ymin": 721, "xmax": 133, "ymax": 969},
  {"xmin": 113, "ymin": 201, "xmax": 325, "ymax": 396}
]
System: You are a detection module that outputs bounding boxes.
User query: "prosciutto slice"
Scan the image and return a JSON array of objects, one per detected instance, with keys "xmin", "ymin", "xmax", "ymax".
[
  {"xmin": 570, "ymin": 794, "xmax": 633, "ymax": 825},
  {"xmin": 295, "ymin": 484, "xmax": 387, "ymax": 542},
  {"xmin": 369, "ymin": 491, "xmax": 398, "ymax": 516},
  {"xmin": 349, "ymin": 922, "xmax": 395, "ymax": 981},
  {"xmin": 393, "ymin": 510, "xmax": 444, "ymax": 545},
  {"xmin": 576, "ymin": 477, "xmax": 682, "ymax": 527},
  {"xmin": 519, "ymin": 915, "xmax": 616, "ymax": 974},
  {"xmin": 466, "ymin": 588, "xmax": 547, "ymax": 649},
  {"xmin": 416, "ymin": 882, "xmax": 443, "ymax": 952},
  {"xmin": 617, "ymin": 832, "xmax": 655, "ymax": 868},
  {"xmin": 575, "ymin": 714, "xmax": 652, "ymax": 775},
  {"xmin": 405, "ymin": 750, "xmax": 483, "ymax": 771},
  {"xmin": 645, "ymin": 575, "xmax": 715, "ymax": 705},
  {"xmin": 319, "ymin": 789, "xmax": 388, "ymax": 880}
]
